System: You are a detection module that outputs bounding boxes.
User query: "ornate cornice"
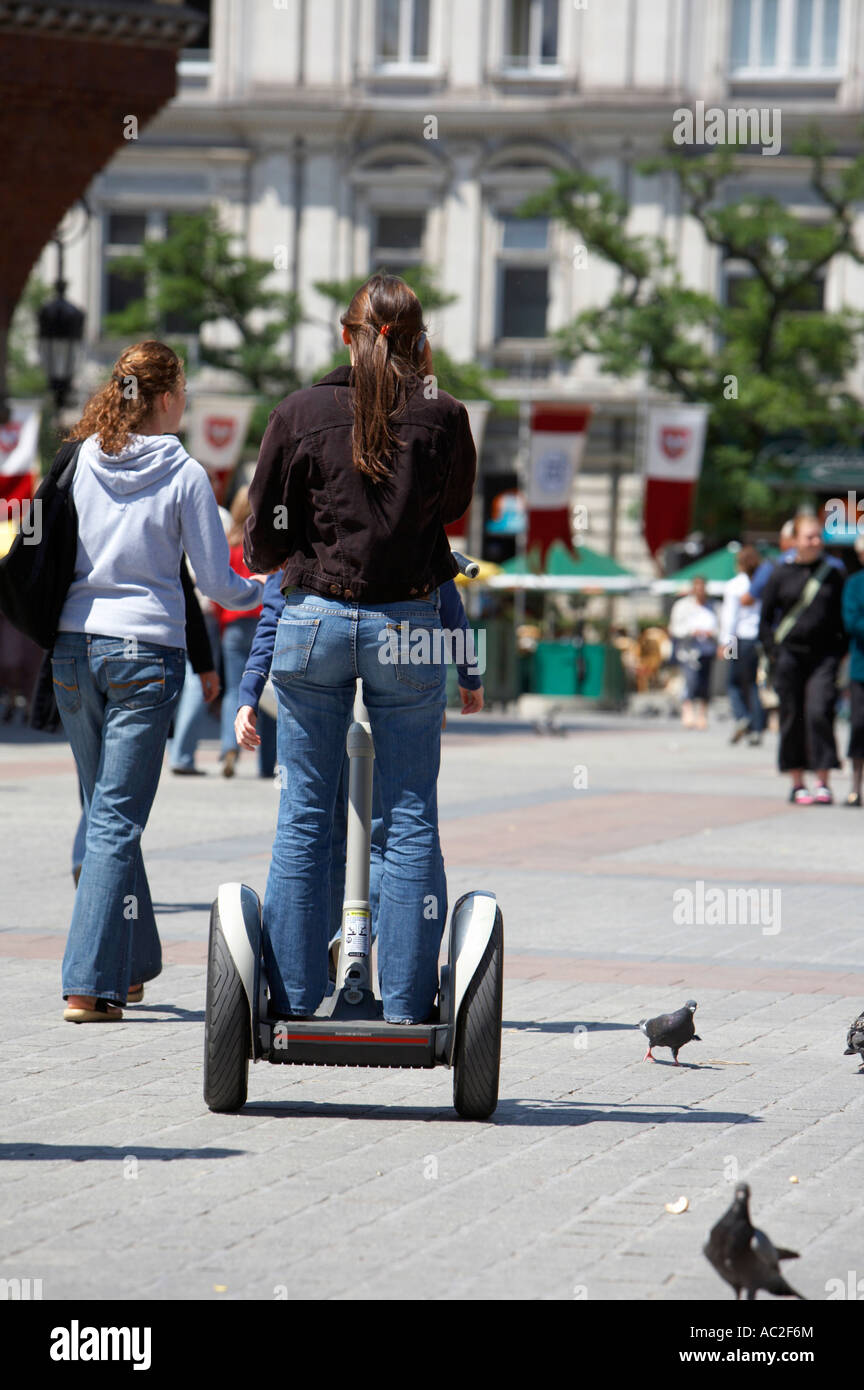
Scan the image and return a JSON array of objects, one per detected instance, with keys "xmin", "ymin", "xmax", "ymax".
[{"xmin": 0, "ymin": 0, "xmax": 205, "ymax": 49}]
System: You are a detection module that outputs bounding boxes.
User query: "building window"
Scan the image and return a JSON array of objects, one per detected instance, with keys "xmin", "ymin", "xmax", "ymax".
[
  {"xmin": 371, "ymin": 212, "xmax": 426, "ymax": 277},
  {"xmin": 730, "ymin": 0, "xmax": 841, "ymax": 75},
  {"xmin": 497, "ymin": 214, "xmax": 549, "ymax": 339},
  {"xmin": 376, "ymin": 0, "xmax": 431, "ymax": 65},
  {"xmin": 102, "ymin": 210, "xmax": 199, "ymax": 335},
  {"xmin": 179, "ymin": 0, "xmax": 212, "ymax": 83},
  {"xmin": 104, "ymin": 212, "xmax": 148, "ymax": 317},
  {"xmin": 504, "ymin": 0, "xmax": 559, "ymax": 69}
]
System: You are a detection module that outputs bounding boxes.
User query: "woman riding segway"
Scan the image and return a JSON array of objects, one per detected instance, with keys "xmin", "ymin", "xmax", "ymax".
[{"xmin": 244, "ymin": 274, "xmax": 476, "ymax": 1024}]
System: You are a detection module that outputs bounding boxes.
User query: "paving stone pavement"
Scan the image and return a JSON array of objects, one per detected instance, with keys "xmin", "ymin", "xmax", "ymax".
[{"xmin": 1, "ymin": 711, "xmax": 863, "ymax": 1302}]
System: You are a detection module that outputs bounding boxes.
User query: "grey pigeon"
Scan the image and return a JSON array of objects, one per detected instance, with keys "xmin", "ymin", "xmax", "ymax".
[
  {"xmin": 638, "ymin": 999, "xmax": 700, "ymax": 1065},
  {"xmin": 843, "ymin": 1011, "xmax": 864, "ymax": 1069},
  {"xmin": 704, "ymin": 1183, "xmax": 805, "ymax": 1300}
]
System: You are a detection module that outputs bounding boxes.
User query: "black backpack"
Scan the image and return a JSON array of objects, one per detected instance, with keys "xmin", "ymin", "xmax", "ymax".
[{"xmin": 0, "ymin": 439, "xmax": 83, "ymax": 650}]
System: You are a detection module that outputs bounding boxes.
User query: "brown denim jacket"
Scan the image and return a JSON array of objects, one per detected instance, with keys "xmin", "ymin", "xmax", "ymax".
[{"xmin": 243, "ymin": 365, "xmax": 476, "ymax": 604}]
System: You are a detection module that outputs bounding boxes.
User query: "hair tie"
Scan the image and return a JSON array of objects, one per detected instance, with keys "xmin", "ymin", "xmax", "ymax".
[{"xmin": 379, "ymin": 324, "xmax": 390, "ymax": 337}]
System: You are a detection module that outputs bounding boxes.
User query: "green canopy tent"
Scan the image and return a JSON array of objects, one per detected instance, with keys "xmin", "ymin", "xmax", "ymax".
[
  {"xmin": 489, "ymin": 540, "xmax": 645, "ymax": 592},
  {"xmin": 653, "ymin": 543, "xmax": 779, "ymax": 596}
]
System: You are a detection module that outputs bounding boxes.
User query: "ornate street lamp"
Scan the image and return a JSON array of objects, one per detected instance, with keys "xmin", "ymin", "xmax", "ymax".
[
  {"xmin": 38, "ymin": 269, "xmax": 85, "ymax": 412},
  {"xmin": 37, "ymin": 202, "xmax": 88, "ymax": 413}
]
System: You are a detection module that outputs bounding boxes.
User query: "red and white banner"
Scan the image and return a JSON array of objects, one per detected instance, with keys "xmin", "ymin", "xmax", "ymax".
[
  {"xmin": 527, "ymin": 404, "xmax": 592, "ymax": 561},
  {"xmin": 0, "ymin": 406, "xmax": 41, "ymax": 504},
  {"xmin": 443, "ymin": 399, "xmax": 491, "ymax": 547},
  {"xmin": 642, "ymin": 403, "xmax": 708, "ymax": 555},
  {"xmin": 185, "ymin": 397, "xmax": 254, "ymax": 470},
  {"xmin": 184, "ymin": 395, "xmax": 254, "ymax": 502}
]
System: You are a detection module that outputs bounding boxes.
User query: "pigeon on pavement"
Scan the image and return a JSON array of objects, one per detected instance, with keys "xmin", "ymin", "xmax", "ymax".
[
  {"xmin": 639, "ymin": 999, "xmax": 700, "ymax": 1065},
  {"xmin": 704, "ymin": 1183, "xmax": 805, "ymax": 1300},
  {"xmin": 843, "ymin": 1011, "xmax": 864, "ymax": 1069}
]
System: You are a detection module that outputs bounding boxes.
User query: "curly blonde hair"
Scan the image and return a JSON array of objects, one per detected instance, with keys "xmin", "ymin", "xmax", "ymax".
[{"xmin": 67, "ymin": 340, "xmax": 185, "ymax": 456}]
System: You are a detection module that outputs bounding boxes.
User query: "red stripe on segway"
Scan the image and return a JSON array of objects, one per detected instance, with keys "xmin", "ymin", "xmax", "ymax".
[{"xmin": 277, "ymin": 1033, "xmax": 428, "ymax": 1044}]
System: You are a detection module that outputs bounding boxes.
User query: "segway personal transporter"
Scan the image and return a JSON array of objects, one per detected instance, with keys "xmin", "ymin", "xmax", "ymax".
[{"xmin": 203, "ymin": 555, "xmax": 503, "ymax": 1119}]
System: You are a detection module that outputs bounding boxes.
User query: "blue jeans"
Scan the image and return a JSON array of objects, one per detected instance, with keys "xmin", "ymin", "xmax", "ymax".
[
  {"xmin": 168, "ymin": 613, "xmax": 220, "ymax": 771},
  {"xmin": 51, "ymin": 633, "xmax": 185, "ymax": 1002},
  {"xmin": 220, "ymin": 616, "xmax": 277, "ymax": 776},
  {"xmin": 263, "ymin": 591, "xmax": 448, "ymax": 1023},
  {"xmin": 727, "ymin": 637, "xmax": 765, "ymax": 733}
]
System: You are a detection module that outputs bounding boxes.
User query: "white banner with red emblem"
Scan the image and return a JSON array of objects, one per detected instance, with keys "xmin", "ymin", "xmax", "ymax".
[
  {"xmin": 184, "ymin": 395, "xmax": 254, "ymax": 506},
  {"xmin": 0, "ymin": 405, "xmax": 41, "ymax": 505},
  {"xmin": 642, "ymin": 403, "xmax": 708, "ymax": 554}
]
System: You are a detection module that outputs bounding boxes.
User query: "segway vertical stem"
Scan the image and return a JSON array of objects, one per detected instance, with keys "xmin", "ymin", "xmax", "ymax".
[{"xmin": 332, "ymin": 680, "xmax": 376, "ymax": 1010}]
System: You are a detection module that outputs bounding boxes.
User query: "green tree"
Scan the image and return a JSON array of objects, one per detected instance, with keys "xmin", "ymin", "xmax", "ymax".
[
  {"xmin": 521, "ymin": 127, "xmax": 864, "ymax": 536},
  {"xmin": 104, "ymin": 209, "xmax": 302, "ymax": 398}
]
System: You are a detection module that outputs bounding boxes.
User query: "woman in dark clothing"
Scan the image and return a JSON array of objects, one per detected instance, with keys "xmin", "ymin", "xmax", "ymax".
[
  {"xmin": 759, "ymin": 514, "xmax": 847, "ymax": 804},
  {"xmin": 841, "ymin": 532, "xmax": 864, "ymax": 805},
  {"xmin": 244, "ymin": 274, "xmax": 476, "ymax": 1024}
]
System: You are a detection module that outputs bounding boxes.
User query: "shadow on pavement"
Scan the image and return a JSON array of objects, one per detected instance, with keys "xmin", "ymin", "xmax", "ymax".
[
  {"xmin": 503, "ymin": 1020, "xmax": 641, "ymax": 1033},
  {"xmin": 122, "ymin": 1006, "xmax": 206, "ymax": 1021},
  {"xmin": 240, "ymin": 1100, "xmax": 762, "ymax": 1126},
  {"xmin": 0, "ymin": 1143, "xmax": 244, "ymax": 1160}
]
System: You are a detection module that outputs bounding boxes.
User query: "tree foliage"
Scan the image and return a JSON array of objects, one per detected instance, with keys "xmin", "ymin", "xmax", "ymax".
[
  {"xmin": 521, "ymin": 126, "xmax": 864, "ymax": 534},
  {"xmin": 103, "ymin": 209, "xmax": 302, "ymax": 397}
]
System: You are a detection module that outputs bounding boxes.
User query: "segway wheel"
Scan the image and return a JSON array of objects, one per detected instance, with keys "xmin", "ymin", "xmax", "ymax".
[
  {"xmin": 204, "ymin": 901, "xmax": 249, "ymax": 1112},
  {"xmin": 452, "ymin": 908, "xmax": 503, "ymax": 1120}
]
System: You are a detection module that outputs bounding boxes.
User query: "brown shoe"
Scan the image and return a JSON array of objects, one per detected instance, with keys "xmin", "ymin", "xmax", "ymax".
[
  {"xmin": 222, "ymin": 749, "xmax": 238, "ymax": 779},
  {"xmin": 64, "ymin": 997, "xmax": 123, "ymax": 1023},
  {"xmin": 126, "ymin": 983, "xmax": 144, "ymax": 1003}
]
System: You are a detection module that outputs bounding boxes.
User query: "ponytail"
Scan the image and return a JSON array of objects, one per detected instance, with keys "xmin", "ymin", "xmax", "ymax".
[{"xmin": 340, "ymin": 274, "xmax": 429, "ymax": 482}]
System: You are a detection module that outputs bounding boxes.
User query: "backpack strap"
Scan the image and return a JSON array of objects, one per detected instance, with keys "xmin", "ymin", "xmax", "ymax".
[{"xmin": 774, "ymin": 560, "xmax": 832, "ymax": 647}]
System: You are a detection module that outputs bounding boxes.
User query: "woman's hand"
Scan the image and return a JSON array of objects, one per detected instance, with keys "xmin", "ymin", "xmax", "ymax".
[
  {"xmin": 459, "ymin": 686, "xmax": 484, "ymax": 714},
  {"xmin": 235, "ymin": 705, "xmax": 260, "ymax": 749},
  {"xmin": 199, "ymin": 670, "xmax": 220, "ymax": 703}
]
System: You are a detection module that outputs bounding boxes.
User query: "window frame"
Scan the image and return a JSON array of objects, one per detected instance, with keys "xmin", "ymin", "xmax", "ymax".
[
  {"xmin": 373, "ymin": 0, "xmax": 436, "ymax": 74},
  {"xmin": 729, "ymin": 0, "xmax": 843, "ymax": 80},
  {"xmin": 494, "ymin": 210, "xmax": 551, "ymax": 343},
  {"xmin": 100, "ymin": 209, "xmax": 201, "ymax": 338},
  {"xmin": 500, "ymin": 0, "xmax": 562, "ymax": 76}
]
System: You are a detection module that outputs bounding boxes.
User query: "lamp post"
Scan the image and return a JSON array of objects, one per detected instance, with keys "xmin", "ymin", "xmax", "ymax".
[
  {"xmin": 38, "ymin": 251, "xmax": 85, "ymax": 416},
  {"xmin": 37, "ymin": 203, "xmax": 89, "ymax": 426}
]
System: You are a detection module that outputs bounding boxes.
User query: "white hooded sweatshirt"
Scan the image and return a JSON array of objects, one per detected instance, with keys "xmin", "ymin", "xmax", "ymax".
[{"xmin": 58, "ymin": 432, "xmax": 260, "ymax": 649}]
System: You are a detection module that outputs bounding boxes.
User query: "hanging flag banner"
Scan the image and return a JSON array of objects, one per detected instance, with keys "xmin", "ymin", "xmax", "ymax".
[
  {"xmin": 0, "ymin": 405, "xmax": 41, "ymax": 507},
  {"xmin": 184, "ymin": 395, "xmax": 254, "ymax": 502},
  {"xmin": 642, "ymin": 403, "xmax": 708, "ymax": 555},
  {"xmin": 527, "ymin": 404, "xmax": 592, "ymax": 561},
  {"xmin": 444, "ymin": 399, "xmax": 491, "ymax": 547}
]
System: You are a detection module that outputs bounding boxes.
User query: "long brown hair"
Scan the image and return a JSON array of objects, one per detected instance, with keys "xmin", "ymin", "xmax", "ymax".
[
  {"xmin": 339, "ymin": 274, "xmax": 431, "ymax": 482},
  {"xmin": 67, "ymin": 340, "xmax": 184, "ymax": 456}
]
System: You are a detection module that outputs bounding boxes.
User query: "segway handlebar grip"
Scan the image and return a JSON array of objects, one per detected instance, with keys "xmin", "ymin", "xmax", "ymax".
[{"xmin": 452, "ymin": 550, "xmax": 480, "ymax": 579}]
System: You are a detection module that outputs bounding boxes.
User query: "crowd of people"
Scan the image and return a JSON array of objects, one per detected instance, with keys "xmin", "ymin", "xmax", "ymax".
[{"xmin": 665, "ymin": 514, "xmax": 862, "ymax": 806}]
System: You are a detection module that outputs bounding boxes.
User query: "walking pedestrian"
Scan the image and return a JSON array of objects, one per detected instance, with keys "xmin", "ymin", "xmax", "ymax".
[
  {"xmin": 244, "ymin": 273, "xmax": 476, "ymax": 1024},
  {"xmin": 719, "ymin": 545, "xmax": 766, "ymax": 746},
  {"xmin": 842, "ymin": 531, "xmax": 864, "ymax": 806},
  {"xmin": 759, "ymin": 514, "xmax": 847, "ymax": 805},
  {"xmin": 214, "ymin": 487, "xmax": 276, "ymax": 779},
  {"xmin": 669, "ymin": 576, "xmax": 718, "ymax": 730},
  {"xmin": 53, "ymin": 340, "xmax": 262, "ymax": 1021}
]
